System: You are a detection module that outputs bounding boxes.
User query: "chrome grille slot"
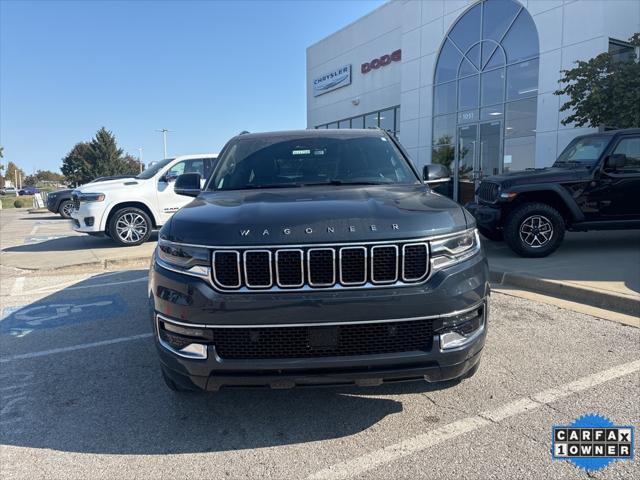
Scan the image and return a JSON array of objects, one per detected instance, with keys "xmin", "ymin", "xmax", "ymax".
[
  {"xmin": 339, "ymin": 247, "xmax": 366, "ymax": 285},
  {"xmin": 243, "ymin": 250, "xmax": 272, "ymax": 288},
  {"xmin": 307, "ymin": 248, "xmax": 335, "ymax": 287},
  {"xmin": 213, "ymin": 251, "xmax": 241, "ymax": 288},
  {"xmin": 402, "ymin": 243, "xmax": 429, "ymax": 281},
  {"xmin": 478, "ymin": 181, "xmax": 499, "ymax": 203},
  {"xmin": 371, "ymin": 245, "xmax": 398, "ymax": 284},
  {"xmin": 209, "ymin": 239, "xmax": 435, "ymax": 292},
  {"xmin": 275, "ymin": 249, "xmax": 304, "ymax": 288}
]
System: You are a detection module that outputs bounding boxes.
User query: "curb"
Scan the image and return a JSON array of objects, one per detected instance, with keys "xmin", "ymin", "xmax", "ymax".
[
  {"xmin": 11, "ymin": 256, "xmax": 152, "ymax": 274},
  {"xmin": 490, "ymin": 270, "xmax": 640, "ymax": 317}
]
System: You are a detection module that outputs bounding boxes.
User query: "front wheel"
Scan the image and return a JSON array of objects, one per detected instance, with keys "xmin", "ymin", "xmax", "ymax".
[
  {"xmin": 107, "ymin": 207, "xmax": 152, "ymax": 247},
  {"xmin": 503, "ymin": 202, "xmax": 565, "ymax": 257},
  {"xmin": 58, "ymin": 200, "xmax": 74, "ymax": 219}
]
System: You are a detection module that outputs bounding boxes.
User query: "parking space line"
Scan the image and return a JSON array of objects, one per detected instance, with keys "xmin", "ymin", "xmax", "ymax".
[
  {"xmin": 0, "ymin": 333, "xmax": 153, "ymax": 363},
  {"xmin": 27, "ymin": 276, "xmax": 147, "ymax": 294},
  {"xmin": 307, "ymin": 359, "xmax": 640, "ymax": 480}
]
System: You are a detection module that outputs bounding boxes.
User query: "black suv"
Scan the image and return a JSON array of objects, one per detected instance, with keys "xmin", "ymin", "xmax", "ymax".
[
  {"xmin": 468, "ymin": 128, "xmax": 640, "ymax": 257},
  {"xmin": 148, "ymin": 129, "xmax": 489, "ymax": 392}
]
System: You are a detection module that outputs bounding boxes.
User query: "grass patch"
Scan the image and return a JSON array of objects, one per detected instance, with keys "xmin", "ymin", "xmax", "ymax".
[{"xmin": 1, "ymin": 195, "xmax": 34, "ymax": 208}]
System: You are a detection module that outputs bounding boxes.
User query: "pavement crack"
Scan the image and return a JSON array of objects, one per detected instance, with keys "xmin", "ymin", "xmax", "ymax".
[{"xmin": 421, "ymin": 393, "xmax": 470, "ymax": 416}]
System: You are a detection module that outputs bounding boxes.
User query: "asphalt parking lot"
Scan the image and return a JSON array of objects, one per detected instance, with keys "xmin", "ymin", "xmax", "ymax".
[{"xmin": 0, "ymin": 211, "xmax": 639, "ymax": 479}]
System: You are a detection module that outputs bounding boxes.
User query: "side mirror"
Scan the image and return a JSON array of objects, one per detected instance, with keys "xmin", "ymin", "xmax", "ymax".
[
  {"xmin": 423, "ymin": 164, "xmax": 451, "ymax": 184},
  {"xmin": 174, "ymin": 173, "xmax": 202, "ymax": 197},
  {"xmin": 605, "ymin": 153, "xmax": 626, "ymax": 170}
]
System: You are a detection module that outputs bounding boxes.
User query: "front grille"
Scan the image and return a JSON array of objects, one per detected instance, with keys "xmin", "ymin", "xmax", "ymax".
[
  {"xmin": 211, "ymin": 240, "xmax": 430, "ymax": 292},
  {"xmin": 72, "ymin": 194, "xmax": 80, "ymax": 210},
  {"xmin": 477, "ymin": 181, "xmax": 499, "ymax": 203},
  {"xmin": 212, "ymin": 319, "xmax": 434, "ymax": 359}
]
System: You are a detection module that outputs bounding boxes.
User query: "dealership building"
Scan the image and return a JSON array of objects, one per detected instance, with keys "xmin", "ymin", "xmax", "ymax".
[{"xmin": 306, "ymin": 0, "xmax": 639, "ymax": 202}]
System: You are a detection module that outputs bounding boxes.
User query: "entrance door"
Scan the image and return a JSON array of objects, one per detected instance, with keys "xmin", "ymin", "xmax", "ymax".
[
  {"xmin": 455, "ymin": 120, "xmax": 502, "ymax": 204},
  {"xmin": 456, "ymin": 124, "xmax": 477, "ymax": 204}
]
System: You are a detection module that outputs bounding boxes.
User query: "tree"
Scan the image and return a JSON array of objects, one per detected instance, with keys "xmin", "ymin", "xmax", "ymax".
[
  {"xmin": 61, "ymin": 128, "xmax": 141, "ymax": 185},
  {"xmin": 5, "ymin": 162, "xmax": 26, "ymax": 184},
  {"xmin": 555, "ymin": 33, "xmax": 640, "ymax": 129},
  {"xmin": 61, "ymin": 142, "xmax": 93, "ymax": 185}
]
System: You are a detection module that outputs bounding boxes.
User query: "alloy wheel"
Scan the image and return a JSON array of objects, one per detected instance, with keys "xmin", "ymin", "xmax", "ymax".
[
  {"xmin": 115, "ymin": 212, "xmax": 148, "ymax": 244},
  {"xmin": 519, "ymin": 215, "xmax": 553, "ymax": 248},
  {"xmin": 62, "ymin": 202, "xmax": 74, "ymax": 218}
]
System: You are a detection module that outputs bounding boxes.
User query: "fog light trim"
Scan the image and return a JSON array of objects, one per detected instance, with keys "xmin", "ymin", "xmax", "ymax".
[
  {"xmin": 439, "ymin": 311, "xmax": 485, "ymax": 351},
  {"xmin": 156, "ymin": 316, "xmax": 208, "ymax": 360}
]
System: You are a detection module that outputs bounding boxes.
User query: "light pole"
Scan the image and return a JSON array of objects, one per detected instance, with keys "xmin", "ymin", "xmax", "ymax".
[
  {"xmin": 155, "ymin": 128, "xmax": 173, "ymax": 159},
  {"xmin": 138, "ymin": 147, "xmax": 143, "ymax": 173}
]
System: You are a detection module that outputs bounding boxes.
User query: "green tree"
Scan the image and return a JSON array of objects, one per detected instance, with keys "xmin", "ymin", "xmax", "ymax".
[
  {"xmin": 5, "ymin": 161, "xmax": 26, "ymax": 184},
  {"xmin": 61, "ymin": 142, "xmax": 93, "ymax": 185},
  {"xmin": 555, "ymin": 33, "xmax": 640, "ymax": 129}
]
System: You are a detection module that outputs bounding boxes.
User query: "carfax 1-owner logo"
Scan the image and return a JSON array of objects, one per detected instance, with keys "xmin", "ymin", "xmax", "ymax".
[{"xmin": 552, "ymin": 414, "xmax": 634, "ymax": 472}]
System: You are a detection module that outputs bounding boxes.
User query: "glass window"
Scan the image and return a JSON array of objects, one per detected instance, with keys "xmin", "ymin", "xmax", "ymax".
[
  {"xmin": 612, "ymin": 137, "xmax": 640, "ymax": 171},
  {"xmin": 209, "ymin": 134, "xmax": 419, "ymax": 190},
  {"xmin": 167, "ymin": 159, "xmax": 206, "ymax": 178},
  {"xmin": 481, "ymin": 68, "xmax": 505, "ymax": 106},
  {"xmin": 379, "ymin": 109, "xmax": 395, "ymax": 132},
  {"xmin": 459, "ymin": 57, "xmax": 477, "ymax": 77},
  {"xmin": 502, "ymin": 11, "xmax": 539, "ymax": 63},
  {"xmin": 481, "ymin": 105, "xmax": 503, "ymax": 120},
  {"xmin": 554, "ymin": 136, "xmax": 610, "ymax": 166},
  {"xmin": 505, "ymin": 98, "xmax": 536, "ymax": 138},
  {"xmin": 609, "ymin": 39, "xmax": 636, "ymax": 63},
  {"xmin": 506, "ymin": 59, "xmax": 539, "ymax": 100},
  {"xmin": 431, "ymin": 144, "xmax": 456, "ymax": 170},
  {"xmin": 351, "ymin": 116, "xmax": 364, "ymax": 128},
  {"xmin": 338, "ymin": 119, "xmax": 350, "ymax": 129},
  {"xmin": 433, "ymin": 114, "xmax": 456, "ymax": 145},
  {"xmin": 328, "ymin": 122, "xmax": 338, "ymax": 129},
  {"xmin": 484, "ymin": 44, "xmax": 506, "ymax": 70},
  {"xmin": 434, "ymin": 81, "xmax": 456, "ymax": 115},
  {"xmin": 504, "ymin": 136, "xmax": 535, "ymax": 172},
  {"xmin": 458, "ymin": 75, "xmax": 479, "ymax": 111},
  {"xmin": 449, "ymin": 3, "xmax": 481, "ymax": 53},
  {"xmin": 364, "ymin": 112, "xmax": 378, "ymax": 129},
  {"xmin": 395, "ymin": 107, "xmax": 401, "ymax": 132},
  {"xmin": 483, "ymin": 0, "xmax": 521, "ymax": 41},
  {"xmin": 435, "ymin": 39, "xmax": 463, "ymax": 83}
]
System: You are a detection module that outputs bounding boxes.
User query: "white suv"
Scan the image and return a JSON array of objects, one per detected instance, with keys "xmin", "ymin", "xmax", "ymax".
[{"xmin": 71, "ymin": 153, "xmax": 217, "ymax": 246}]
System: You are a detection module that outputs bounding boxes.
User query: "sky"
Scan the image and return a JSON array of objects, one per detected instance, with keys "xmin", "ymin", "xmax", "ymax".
[{"xmin": 0, "ymin": 0, "xmax": 383, "ymax": 173}]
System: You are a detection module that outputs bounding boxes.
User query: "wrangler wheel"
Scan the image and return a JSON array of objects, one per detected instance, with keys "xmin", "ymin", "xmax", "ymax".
[{"xmin": 503, "ymin": 202, "xmax": 565, "ymax": 258}]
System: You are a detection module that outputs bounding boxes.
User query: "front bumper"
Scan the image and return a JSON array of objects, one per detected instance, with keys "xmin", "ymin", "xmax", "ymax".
[
  {"xmin": 466, "ymin": 202, "xmax": 502, "ymax": 232},
  {"xmin": 71, "ymin": 202, "xmax": 105, "ymax": 233},
  {"xmin": 149, "ymin": 252, "xmax": 489, "ymax": 391}
]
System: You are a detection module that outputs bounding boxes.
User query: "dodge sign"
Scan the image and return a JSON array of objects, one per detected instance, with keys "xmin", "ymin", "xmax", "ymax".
[{"xmin": 312, "ymin": 65, "xmax": 351, "ymax": 97}]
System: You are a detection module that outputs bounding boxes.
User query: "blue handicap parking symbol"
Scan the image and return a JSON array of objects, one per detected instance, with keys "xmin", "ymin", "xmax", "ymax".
[{"xmin": 0, "ymin": 295, "xmax": 128, "ymax": 336}]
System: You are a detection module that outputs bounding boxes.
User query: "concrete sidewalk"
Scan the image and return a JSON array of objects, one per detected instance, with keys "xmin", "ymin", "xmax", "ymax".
[
  {"xmin": 0, "ymin": 209, "xmax": 155, "ymax": 272},
  {"xmin": 483, "ymin": 230, "xmax": 640, "ymax": 316}
]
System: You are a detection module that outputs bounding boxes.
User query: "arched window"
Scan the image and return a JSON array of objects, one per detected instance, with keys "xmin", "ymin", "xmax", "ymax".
[{"xmin": 432, "ymin": 0, "xmax": 539, "ymax": 201}]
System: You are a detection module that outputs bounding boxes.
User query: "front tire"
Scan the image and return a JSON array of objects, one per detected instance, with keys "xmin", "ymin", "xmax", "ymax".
[
  {"xmin": 503, "ymin": 202, "xmax": 565, "ymax": 257},
  {"xmin": 58, "ymin": 200, "xmax": 74, "ymax": 219},
  {"xmin": 108, "ymin": 207, "xmax": 152, "ymax": 247}
]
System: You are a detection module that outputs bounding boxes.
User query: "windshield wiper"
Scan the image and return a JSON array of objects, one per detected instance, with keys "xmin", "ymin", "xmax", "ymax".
[{"xmin": 302, "ymin": 179, "xmax": 392, "ymax": 186}]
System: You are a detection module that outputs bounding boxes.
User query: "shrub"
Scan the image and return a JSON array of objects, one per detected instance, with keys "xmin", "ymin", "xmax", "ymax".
[{"xmin": 14, "ymin": 200, "xmax": 24, "ymax": 208}]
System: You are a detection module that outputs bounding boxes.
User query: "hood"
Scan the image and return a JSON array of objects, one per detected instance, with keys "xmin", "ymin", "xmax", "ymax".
[
  {"xmin": 485, "ymin": 167, "xmax": 591, "ymax": 188},
  {"xmin": 77, "ymin": 177, "xmax": 141, "ymax": 192},
  {"xmin": 49, "ymin": 189, "xmax": 73, "ymax": 195},
  {"xmin": 167, "ymin": 185, "xmax": 469, "ymax": 246}
]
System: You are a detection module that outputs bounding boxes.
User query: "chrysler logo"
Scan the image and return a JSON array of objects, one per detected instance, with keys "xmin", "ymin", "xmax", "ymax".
[{"xmin": 240, "ymin": 224, "xmax": 400, "ymax": 237}]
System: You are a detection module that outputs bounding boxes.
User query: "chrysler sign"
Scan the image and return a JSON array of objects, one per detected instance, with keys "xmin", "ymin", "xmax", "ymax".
[{"xmin": 312, "ymin": 65, "xmax": 351, "ymax": 97}]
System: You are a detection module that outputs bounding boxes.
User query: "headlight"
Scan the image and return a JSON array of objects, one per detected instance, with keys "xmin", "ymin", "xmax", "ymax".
[
  {"xmin": 79, "ymin": 192, "xmax": 105, "ymax": 202},
  {"xmin": 430, "ymin": 228, "xmax": 481, "ymax": 270},
  {"xmin": 156, "ymin": 238, "xmax": 210, "ymax": 278}
]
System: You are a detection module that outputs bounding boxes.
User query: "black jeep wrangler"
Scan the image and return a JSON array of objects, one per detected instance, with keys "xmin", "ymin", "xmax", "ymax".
[{"xmin": 468, "ymin": 128, "xmax": 640, "ymax": 257}]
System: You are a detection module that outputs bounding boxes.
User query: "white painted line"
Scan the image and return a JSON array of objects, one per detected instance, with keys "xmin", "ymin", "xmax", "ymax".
[
  {"xmin": 0, "ymin": 333, "xmax": 153, "ymax": 363},
  {"xmin": 26, "ymin": 276, "xmax": 147, "ymax": 294},
  {"xmin": 28, "ymin": 225, "xmax": 38, "ymax": 236},
  {"xmin": 10, "ymin": 277, "xmax": 25, "ymax": 296},
  {"xmin": 307, "ymin": 359, "xmax": 640, "ymax": 480}
]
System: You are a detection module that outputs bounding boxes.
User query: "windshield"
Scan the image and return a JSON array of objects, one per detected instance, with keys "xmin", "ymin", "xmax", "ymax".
[
  {"xmin": 208, "ymin": 134, "xmax": 419, "ymax": 191},
  {"xmin": 136, "ymin": 158, "xmax": 174, "ymax": 179},
  {"xmin": 553, "ymin": 136, "xmax": 610, "ymax": 167}
]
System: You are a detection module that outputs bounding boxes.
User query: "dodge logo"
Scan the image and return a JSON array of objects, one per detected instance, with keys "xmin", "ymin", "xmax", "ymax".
[{"xmin": 361, "ymin": 49, "xmax": 401, "ymax": 74}]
